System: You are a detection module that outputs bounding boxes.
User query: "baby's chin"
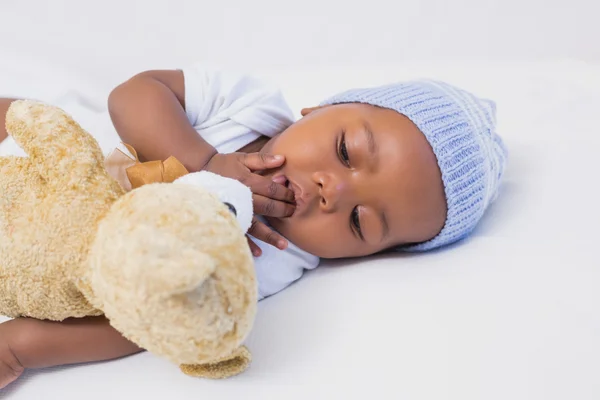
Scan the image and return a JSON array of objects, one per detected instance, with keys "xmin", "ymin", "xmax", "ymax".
[
  {"xmin": 264, "ymin": 215, "xmax": 288, "ymax": 236},
  {"xmin": 266, "ymin": 215, "xmax": 305, "ymax": 247},
  {"xmin": 265, "ymin": 216, "xmax": 329, "ymax": 258}
]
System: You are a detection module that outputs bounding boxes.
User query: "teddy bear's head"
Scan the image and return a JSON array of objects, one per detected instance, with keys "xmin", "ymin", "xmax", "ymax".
[
  {"xmin": 1, "ymin": 99, "xmax": 257, "ymax": 378},
  {"xmin": 89, "ymin": 171, "xmax": 258, "ymax": 377}
]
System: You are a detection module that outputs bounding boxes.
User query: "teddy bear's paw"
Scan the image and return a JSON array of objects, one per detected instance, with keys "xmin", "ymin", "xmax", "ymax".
[{"xmin": 179, "ymin": 346, "xmax": 252, "ymax": 379}]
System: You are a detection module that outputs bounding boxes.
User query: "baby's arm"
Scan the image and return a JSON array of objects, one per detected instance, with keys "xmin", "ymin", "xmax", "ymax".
[
  {"xmin": 0, "ymin": 316, "xmax": 142, "ymax": 388},
  {"xmin": 108, "ymin": 69, "xmax": 295, "ymax": 253},
  {"xmin": 108, "ymin": 69, "xmax": 216, "ymax": 172}
]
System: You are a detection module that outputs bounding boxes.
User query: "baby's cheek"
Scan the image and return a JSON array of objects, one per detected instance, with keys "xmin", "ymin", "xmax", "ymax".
[
  {"xmin": 273, "ymin": 134, "xmax": 312, "ymax": 163},
  {"xmin": 284, "ymin": 217, "xmax": 349, "ymax": 258}
]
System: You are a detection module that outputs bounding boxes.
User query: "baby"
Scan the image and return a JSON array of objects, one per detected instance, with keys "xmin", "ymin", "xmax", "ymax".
[{"xmin": 0, "ymin": 64, "xmax": 507, "ymax": 387}]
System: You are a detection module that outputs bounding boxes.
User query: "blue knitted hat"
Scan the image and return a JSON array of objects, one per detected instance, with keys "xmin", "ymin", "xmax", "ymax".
[{"xmin": 320, "ymin": 80, "xmax": 508, "ymax": 251}]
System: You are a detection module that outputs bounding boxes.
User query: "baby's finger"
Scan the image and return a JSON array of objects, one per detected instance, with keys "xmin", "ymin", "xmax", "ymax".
[
  {"xmin": 253, "ymin": 194, "xmax": 295, "ymax": 218},
  {"xmin": 245, "ymin": 174, "xmax": 295, "ymax": 203},
  {"xmin": 241, "ymin": 152, "xmax": 285, "ymax": 171},
  {"xmin": 248, "ymin": 218, "xmax": 288, "ymax": 250},
  {"xmin": 246, "ymin": 236, "xmax": 262, "ymax": 257}
]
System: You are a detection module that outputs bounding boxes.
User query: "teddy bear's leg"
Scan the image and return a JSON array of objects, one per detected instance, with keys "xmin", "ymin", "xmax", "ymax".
[{"xmin": 4, "ymin": 100, "xmax": 105, "ymax": 187}]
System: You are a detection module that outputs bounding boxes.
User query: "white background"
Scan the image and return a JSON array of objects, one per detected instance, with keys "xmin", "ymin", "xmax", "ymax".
[
  {"xmin": 1, "ymin": 1, "xmax": 600, "ymax": 400},
  {"xmin": 1, "ymin": 0, "xmax": 599, "ymax": 82}
]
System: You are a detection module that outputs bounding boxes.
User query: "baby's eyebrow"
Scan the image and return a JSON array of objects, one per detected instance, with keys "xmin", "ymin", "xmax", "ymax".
[
  {"xmin": 363, "ymin": 121, "xmax": 387, "ymax": 242},
  {"xmin": 364, "ymin": 122, "xmax": 378, "ymax": 157},
  {"xmin": 379, "ymin": 209, "xmax": 390, "ymax": 242}
]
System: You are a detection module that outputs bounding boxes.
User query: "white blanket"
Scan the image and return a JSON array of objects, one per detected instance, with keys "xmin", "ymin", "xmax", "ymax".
[{"xmin": 1, "ymin": 3, "xmax": 600, "ymax": 399}]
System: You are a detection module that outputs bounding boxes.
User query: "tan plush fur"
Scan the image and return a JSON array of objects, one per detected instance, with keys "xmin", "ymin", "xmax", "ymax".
[
  {"xmin": 0, "ymin": 100, "xmax": 257, "ymax": 378},
  {"xmin": 0, "ymin": 101, "xmax": 123, "ymax": 320}
]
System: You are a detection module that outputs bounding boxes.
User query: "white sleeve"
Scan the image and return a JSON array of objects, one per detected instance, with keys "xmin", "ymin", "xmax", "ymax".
[
  {"xmin": 250, "ymin": 232, "xmax": 320, "ymax": 301},
  {"xmin": 181, "ymin": 63, "xmax": 295, "ymax": 138}
]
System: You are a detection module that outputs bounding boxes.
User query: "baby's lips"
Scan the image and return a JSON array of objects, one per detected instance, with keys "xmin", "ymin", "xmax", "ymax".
[{"xmin": 272, "ymin": 175, "xmax": 287, "ymax": 186}]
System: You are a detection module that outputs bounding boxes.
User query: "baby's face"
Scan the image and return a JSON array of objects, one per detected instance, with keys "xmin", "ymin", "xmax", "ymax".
[{"xmin": 261, "ymin": 103, "xmax": 447, "ymax": 259}]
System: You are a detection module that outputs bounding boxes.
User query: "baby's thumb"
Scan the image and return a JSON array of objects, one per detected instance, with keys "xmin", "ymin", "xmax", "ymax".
[{"xmin": 242, "ymin": 152, "xmax": 284, "ymax": 171}]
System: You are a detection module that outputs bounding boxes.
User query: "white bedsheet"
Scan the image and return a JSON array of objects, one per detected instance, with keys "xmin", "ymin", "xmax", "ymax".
[
  {"xmin": 2, "ymin": 5, "xmax": 600, "ymax": 400},
  {"xmin": 2, "ymin": 61, "xmax": 598, "ymax": 400}
]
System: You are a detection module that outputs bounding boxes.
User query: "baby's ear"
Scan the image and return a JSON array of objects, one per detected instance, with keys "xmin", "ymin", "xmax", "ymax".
[{"xmin": 300, "ymin": 106, "xmax": 323, "ymax": 117}]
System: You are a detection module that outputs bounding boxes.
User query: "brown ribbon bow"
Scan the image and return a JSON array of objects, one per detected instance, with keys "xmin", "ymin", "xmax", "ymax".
[{"xmin": 104, "ymin": 143, "xmax": 189, "ymax": 192}]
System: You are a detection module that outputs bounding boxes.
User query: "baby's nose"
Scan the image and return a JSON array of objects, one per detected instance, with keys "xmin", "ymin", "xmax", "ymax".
[{"xmin": 313, "ymin": 172, "xmax": 348, "ymax": 212}]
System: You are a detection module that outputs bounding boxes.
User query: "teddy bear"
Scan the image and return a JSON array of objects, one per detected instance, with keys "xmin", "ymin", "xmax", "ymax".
[{"xmin": 0, "ymin": 100, "xmax": 258, "ymax": 379}]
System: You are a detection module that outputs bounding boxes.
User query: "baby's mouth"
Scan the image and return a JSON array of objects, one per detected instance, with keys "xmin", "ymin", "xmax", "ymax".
[
  {"xmin": 287, "ymin": 180, "xmax": 304, "ymax": 206},
  {"xmin": 274, "ymin": 174, "xmax": 302, "ymax": 205},
  {"xmin": 273, "ymin": 175, "xmax": 291, "ymax": 191}
]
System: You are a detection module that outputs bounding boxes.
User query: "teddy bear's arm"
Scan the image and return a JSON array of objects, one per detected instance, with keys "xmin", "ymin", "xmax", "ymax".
[{"xmin": 5, "ymin": 100, "xmax": 105, "ymax": 186}]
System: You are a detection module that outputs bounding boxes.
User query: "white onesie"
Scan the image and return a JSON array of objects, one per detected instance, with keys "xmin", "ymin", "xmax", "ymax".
[{"xmin": 0, "ymin": 63, "xmax": 320, "ymax": 301}]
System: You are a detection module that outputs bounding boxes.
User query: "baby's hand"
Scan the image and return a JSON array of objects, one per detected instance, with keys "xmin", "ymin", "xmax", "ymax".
[
  {"xmin": 0, "ymin": 320, "xmax": 24, "ymax": 389},
  {"xmin": 204, "ymin": 152, "xmax": 295, "ymax": 255}
]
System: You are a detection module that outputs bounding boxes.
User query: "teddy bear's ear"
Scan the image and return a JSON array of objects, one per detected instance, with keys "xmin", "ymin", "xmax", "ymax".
[
  {"xmin": 90, "ymin": 217, "xmax": 219, "ymax": 307},
  {"xmin": 127, "ymin": 236, "xmax": 217, "ymax": 297},
  {"xmin": 5, "ymin": 100, "xmax": 105, "ymax": 186}
]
